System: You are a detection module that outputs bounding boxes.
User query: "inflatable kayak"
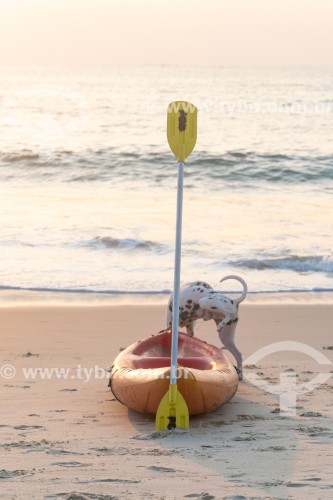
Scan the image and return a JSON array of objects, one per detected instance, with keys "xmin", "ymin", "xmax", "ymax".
[{"xmin": 109, "ymin": 330, "xmax": 238, "ymax": 415}]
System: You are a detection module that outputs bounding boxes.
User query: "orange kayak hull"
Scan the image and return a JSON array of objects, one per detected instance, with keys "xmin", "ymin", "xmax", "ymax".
[{"xmin": 109, "ymin": 331, "xmax": 238, "ymax": 415}]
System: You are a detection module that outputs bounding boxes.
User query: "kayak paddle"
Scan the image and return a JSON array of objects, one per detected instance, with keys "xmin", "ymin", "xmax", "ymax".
[{"xmin": 155, "ymin": 101, "xmax": 198, "ymax": 431}]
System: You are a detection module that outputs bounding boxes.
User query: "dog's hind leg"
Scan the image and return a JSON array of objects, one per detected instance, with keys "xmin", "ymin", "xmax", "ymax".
[{"xmin": 218, "ymin": 326, "xmax": 243, "ymax": 380}]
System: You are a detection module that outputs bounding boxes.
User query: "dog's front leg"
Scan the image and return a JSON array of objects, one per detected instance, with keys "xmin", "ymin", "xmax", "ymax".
[{"xmin": 186, "ymin": 322, "xmax": 195, "ymax": 336}]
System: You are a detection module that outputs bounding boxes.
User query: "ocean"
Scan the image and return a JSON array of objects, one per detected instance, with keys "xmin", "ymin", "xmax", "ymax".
[{"xmin": 1, "ymin": 66, "xmax": 332, "ymax": 300}]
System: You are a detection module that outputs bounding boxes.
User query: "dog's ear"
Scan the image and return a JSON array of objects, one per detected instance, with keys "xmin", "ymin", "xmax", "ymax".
[{"xmin": 202, "ymin": 310, "xmax": 213, "ymax": 321}]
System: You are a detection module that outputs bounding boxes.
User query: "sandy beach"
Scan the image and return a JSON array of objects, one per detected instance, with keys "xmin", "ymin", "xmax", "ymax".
[{"xmin": 0, "ymin": 295, "xmax": 332, "ymax": 500}]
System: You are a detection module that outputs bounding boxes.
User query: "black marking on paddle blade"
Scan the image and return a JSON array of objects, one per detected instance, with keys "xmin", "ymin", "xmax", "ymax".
[{"xmin": 178, "ymin": 110, "xmax": 187, "ymax": 131}]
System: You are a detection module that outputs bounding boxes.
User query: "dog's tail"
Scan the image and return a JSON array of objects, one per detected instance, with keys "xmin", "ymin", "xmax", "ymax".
[{"xmin": 219, "ymin": 275, "xmax": 248, "ymax": 304}]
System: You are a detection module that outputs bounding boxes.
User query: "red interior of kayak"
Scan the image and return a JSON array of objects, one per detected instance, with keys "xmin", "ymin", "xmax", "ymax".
[{"xmin": 131, "ymin": 331, "xmax": 224, "ymax": 370}]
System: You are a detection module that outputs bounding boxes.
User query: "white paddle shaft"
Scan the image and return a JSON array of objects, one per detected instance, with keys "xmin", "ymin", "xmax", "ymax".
[{"xmin": 170, "ymin": 161, "xmax": 184, "ymax": 385}]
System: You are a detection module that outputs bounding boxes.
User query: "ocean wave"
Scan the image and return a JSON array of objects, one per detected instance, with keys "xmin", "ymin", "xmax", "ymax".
[
  {"xmin": 0, "ymin": 284, "xmax": 332, "ymax": 296},
  {"xmin": 188, "ymin": 151, "xmax": 333, "ymax": 184},
  {"xmin": 0, "ymin": 285, "xmax": 171, "ymax": 295},
  {"xmin": 82, "ymin": 236, "xmax": 170, "ymax": 253},
  {"xmin": 1, "ymin": 148, "xmax": 333, "ymax": 185},
  {"xmin": 232, "ymin": 256, "xmax": 333, "ymax": 274},
  {"xmin": 0, "ymin": 239, "xmax": 35, "ymax": 247},
  {"xmin": 2, "ymin": 150, "xmax": 41, "ymax": 163}
]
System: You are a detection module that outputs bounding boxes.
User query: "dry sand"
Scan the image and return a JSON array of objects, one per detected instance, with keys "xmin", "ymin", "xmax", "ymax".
[{"xmin": 0, "ymin": 295, "xmax": 332, "ymax": 499}]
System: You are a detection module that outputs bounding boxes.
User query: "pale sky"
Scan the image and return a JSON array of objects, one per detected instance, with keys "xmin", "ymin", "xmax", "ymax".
[{"xmin": 0, "ymin": 0, "xmax": 332, "ymax": 66}]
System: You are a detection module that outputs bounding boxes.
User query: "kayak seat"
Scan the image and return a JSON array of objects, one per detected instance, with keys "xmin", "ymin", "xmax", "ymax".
[{"xmin": 132, "ymin": 356, "xmax": 214, "ymax": 370}]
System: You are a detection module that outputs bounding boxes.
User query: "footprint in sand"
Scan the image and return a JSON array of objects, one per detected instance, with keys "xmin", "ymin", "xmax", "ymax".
[
  {"xmin": 91, "ymin": 446, "xmax": 175, "ymax": 457},
  {"xmin": 131, "ymin": 429, "xmax": 189, "ymax": 440},
  {"xmin": 297, "ymin": 425, "xmax": 330, "ymax": 437},
  {"xmin": 47, "ymin": 449, "xmax": 83, "ymax": 456},
  {"xmin": 299, "ymin": 411, "xmax": 323, "ymax": 417},
  {"xmin": 236, "ymin": 414, "xmax": 266, "ymax": 421},
  {"xmin": 47, "ymin": 493, "xmax": 118, "ymax": 500},
  {"xmin": 256, "ymin": 445, "xmax": 286, "ymax": 452},
  {"xmin": 0, "ymin": 469, "xmax": 29, "ymax": 479},
  {"xmin": 77, "ymin": 478, "xmax": 140, "ymax": 484},
  {"xmin": 4, "ymin": 384, "xmax": 31, "ymax": 389},
  {"xmin": 232, "ymin": 434, "xmax": 256, "ymax": 441},
  {"xmin": 224, "ymin": 497, "xmax": 250, "ymax": 500},
  {"xmin": 51, "ymin": 462, "xmax": 90, "ymax": 468},
  {"xmin": 14, "ymin": 425, "xmax": 44, "ymax": 430},
  {"xmin": 184, "ymin": 493, "xmax": 216, "ymax": 499},
  {"xmin": 146, "ymin": 465, "xmax": 177, "ymax": 473}
]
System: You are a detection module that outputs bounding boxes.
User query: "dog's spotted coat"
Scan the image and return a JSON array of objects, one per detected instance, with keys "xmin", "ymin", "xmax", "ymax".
[{"xmin": 166, "ymin": 276, "xmax": 248, "ymax": 379}]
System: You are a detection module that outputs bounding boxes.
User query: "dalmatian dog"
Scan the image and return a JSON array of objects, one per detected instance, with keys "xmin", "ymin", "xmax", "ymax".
[{"xmin": 166, "ymin": 275, "xmax": 248, "ymax": 379}]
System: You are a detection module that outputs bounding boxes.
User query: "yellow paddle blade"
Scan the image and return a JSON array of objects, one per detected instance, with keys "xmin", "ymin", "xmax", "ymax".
[
  {"xmin": 167, "ymin": 101, "xmax": 198, "ymax": 162},
  {"xmin": 155, "ymin": 383, "xmax": 189, "ymax": 431}
]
